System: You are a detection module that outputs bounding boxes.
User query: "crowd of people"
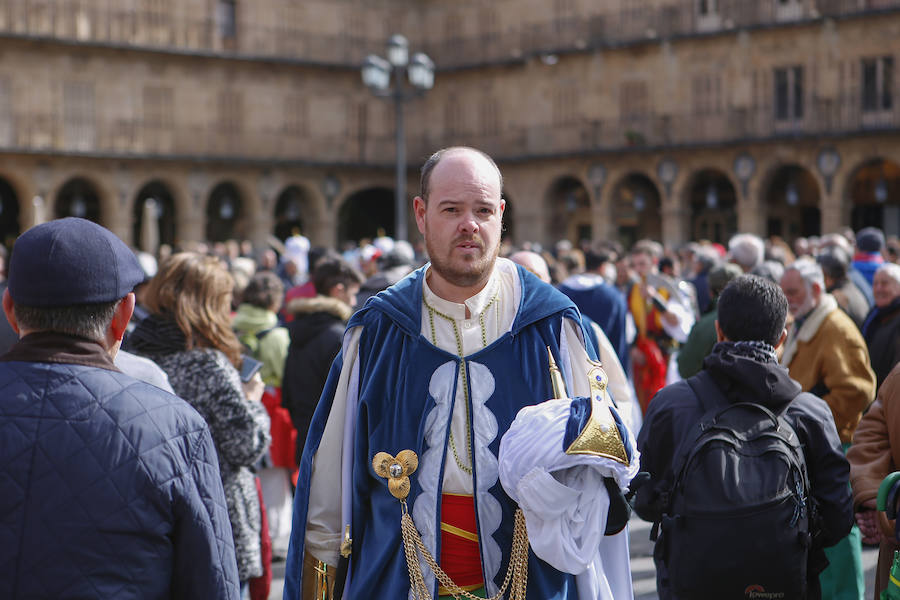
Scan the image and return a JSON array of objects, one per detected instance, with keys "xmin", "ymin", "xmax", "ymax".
[{"xmin": 2, "ymin": 145, "xmax": 900, "ymax": 600}]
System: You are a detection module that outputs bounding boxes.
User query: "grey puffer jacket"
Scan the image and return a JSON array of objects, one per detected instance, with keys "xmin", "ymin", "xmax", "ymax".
[{"xmin": 127, "ymin": 318, "xmax": 271, "ymax": 581}]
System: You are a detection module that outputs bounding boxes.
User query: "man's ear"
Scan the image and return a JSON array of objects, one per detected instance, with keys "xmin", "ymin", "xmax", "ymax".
[
  {"xmin": 414, "ymin": 196, "xmax": 427, "ymax": 235},
  {"xmin": 108, "ymin": 293, "xmax": 136, "ymax": 345},
  {"xmin": 774, "ymin": 327, "xmax": 788, "ymax": 350},
  {"xmin": 2, "ymin": 288, "xmax": 19, "ymax": 335},
  {"xmin": 714, "ymin": 320, "xmax": 726, "ymax": 342},
  {"xmin": 811, "ymin": 281, "xmax": 824, "ymax": 300}
]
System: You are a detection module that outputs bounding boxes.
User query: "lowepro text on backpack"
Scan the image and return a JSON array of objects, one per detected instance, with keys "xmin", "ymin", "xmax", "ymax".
[{"xmin": 656, "ymin": 371, "xmax": 811, "ymax": 599}]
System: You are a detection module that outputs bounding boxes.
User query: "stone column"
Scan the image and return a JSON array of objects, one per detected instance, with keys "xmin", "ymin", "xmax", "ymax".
[{"xmin": 736, "ymin": 177, "xmax": 764, "ymax": 236}]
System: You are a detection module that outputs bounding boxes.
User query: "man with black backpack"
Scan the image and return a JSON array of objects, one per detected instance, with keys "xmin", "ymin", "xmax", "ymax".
[{"xmin": 634, "ymin": 274, "xmax": 853, "ymax": 599}]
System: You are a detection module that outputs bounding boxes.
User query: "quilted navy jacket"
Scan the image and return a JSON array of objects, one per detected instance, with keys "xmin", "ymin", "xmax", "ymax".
[{"xmin": 0, "ymin": 333, "xmax": 240, "ymax": 599}]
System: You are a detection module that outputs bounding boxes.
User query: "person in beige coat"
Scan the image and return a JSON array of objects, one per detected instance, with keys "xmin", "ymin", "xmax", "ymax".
[
  {"xmin": 780, "ymin": 257, "xmax": 876, "ymax": 599},
  {"xmin": 780, "ymin": 258, "xmax": 876, "ymax": 444},
  {"xmin": 848, "ymin": 363, "xmax": 900, "ymax": 600}
]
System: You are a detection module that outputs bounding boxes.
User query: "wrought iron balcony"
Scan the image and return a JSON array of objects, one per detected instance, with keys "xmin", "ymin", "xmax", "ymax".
[
  {"xmin": 0, "ymin": 0, "xmax": 380, "ymax": 66},
  {"xmin": 3, "ymin": 94, "xmax": 899, "ymax": 165},
  {"xmin": 0, "ymin": 0, "xmax": 896, "ymax": 69},
  {"xmin": 424, "ymin": 0, "xmax": 900, "ymax": 69}
]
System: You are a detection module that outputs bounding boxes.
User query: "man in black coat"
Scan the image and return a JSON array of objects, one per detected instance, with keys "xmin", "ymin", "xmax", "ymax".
[
  {"xmin": 282, "ymin": 256, "xmax": 363, "ymax": 464},
  {"xmin": 634, "ymin": 274, "xmax": 853, "ymax": 599}
]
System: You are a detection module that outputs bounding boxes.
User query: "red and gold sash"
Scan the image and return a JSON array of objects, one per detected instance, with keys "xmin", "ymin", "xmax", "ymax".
[{"xmin": 438, "ymin": 493, "xmax": 484, "ymax": 595}]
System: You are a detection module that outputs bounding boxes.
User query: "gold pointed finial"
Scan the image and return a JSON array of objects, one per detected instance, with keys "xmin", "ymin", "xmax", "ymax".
[
  {"xmin": 547, "ymin": 346, "xmax": 568, "ymax": 399},
  {"xmin": 565, "ymin": 359, "xmax": 630, "ymax": 465}
]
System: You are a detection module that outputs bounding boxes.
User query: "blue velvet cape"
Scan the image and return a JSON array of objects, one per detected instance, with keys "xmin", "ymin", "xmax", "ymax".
[{"xmin": 284, "ymin": 264, "xmax": 593, "ymax": 599}]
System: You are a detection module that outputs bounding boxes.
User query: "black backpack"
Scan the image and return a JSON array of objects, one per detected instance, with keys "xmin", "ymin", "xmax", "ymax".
[{"xmin": 657, "ymin": 371, "xmax": 811, "ymax": 599}]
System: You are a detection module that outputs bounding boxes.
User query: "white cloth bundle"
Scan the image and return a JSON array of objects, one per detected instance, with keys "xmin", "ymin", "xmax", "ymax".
[{"xmin": 498, "ymin": 398, "xmax": 640, "ymax": 600}]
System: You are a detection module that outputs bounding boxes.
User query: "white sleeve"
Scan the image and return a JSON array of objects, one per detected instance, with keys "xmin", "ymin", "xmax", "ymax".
[
  {"xmin": 305, "ymin": 326, "xmax": 363, "ymax": 566},
  {"xmin": 560, "ymin": 318, "xmax": 593, "ymax": 398}
]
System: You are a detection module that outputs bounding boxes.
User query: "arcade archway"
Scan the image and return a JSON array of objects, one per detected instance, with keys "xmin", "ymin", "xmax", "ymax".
[
  {"xmin": 55, "ymin": 177, "xmax": 102, "ymax": 223},
  {"xmin": 612, "ymin": 173, "xmax": 662, "ymax": 249},
  {"xmin": 501, "ymin": 189, "xmax": 515, "ymax": 242},
  {"xmin": 848, "ymin": 158, "xmax": 900, "ymax": 238},
  {"xmin": 764, "ymin": 165, "xmax": 820, "ymax": 241},
  {"xmin": 132, "ymin": 180, "xmax": 176, "ymax": 252},
  {"xmin": 338, "ymin": 187, "xmax": 394, "ymax": 244},
  {"xmin": 544, "ymin": 176, "xmax": 591, "ymax": 246},
  {"xmin": 687, "ymin": 169, "xmax": 737, "ymax": 244},
  {"xmin": 206, "ymin": 182, "xmax": 244, "ymax": 242},
  {"xmin": 274, "ymin": 185, "xmax": 315, "ymax": 242},
  {"xmin": 0, "ymin": 177, "xmax": 20, "ymax": 249}
]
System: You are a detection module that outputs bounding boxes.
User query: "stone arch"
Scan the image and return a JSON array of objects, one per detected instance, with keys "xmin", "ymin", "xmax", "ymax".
[
  {"xmin": 206, "ymin": 181, "xmax": 245, "ymax": 242},
  {"xmin": 845, "ymin": 157, "xmax": 900, "ymax": 237},
  {"xmin": 762, "ymin": 164, "xmax": 821, "ymax": 242},
  {"xmin": 132, "ymin": 179, "xmax": 177, "ymax": 252},
  {"xmin": 543, "ymin": 175, "xmax": 591, "ymax": 246},
  {"xmin": 685, "ymin": 168, "xmax": 738, "ymax": 244},
  {"xmin": 501, "ymin": 188, "xmax": 515, "ymax": 243},
  {"xmin": 0, "ymin": 175, "xmax": 21, "ymax": 250},
  {"xmin": 610, "ymin": 172, "xmax": 662, "ymax": 249},
  {"xmin": 54, "ymin": 176, "xmax": 103, "ymax": 224},
  {"xmin": 337, "ymin": 186, "xmax": 394, "ymax": 244},
  {"xmin": 273, "ymin": 184, "xmax": 318, "ymax": 242}
]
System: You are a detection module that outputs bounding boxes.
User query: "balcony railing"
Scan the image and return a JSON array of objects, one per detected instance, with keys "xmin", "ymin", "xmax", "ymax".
[
  {"xmin": 411, "ymin": 96, "xmax": 900, "ymax": 161},
  {"xmin": 0, "ymin": 0, "xmax": 381, "ymax": 66},
  {"xmin": 424, "ymin": 0, "xmax": 900, "ymax": 69},
  {"xmin": 6, "ymin": 94, "xmax": 898, "ymax": 165},
  {"xmin": 0, "ymin": 0, "xmax": 895, "ymax": 68}
]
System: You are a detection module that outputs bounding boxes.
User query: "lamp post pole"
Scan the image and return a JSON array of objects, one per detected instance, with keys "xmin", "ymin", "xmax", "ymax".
[
  {"xmin": 394, "ymin": 89, "xmax": 407, "ymax": 241},
  {"xmin": 362, "ymin": 35, "xmax": 434, "ymax": 242}
]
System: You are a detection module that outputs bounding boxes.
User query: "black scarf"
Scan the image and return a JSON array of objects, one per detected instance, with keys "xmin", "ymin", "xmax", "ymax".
[{"xmin": 124, "ymin": 314, "xmax": 188, "ymax": 356}]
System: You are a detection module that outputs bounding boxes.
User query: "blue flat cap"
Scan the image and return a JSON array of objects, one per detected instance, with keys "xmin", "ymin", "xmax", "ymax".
[{"xmin": 9, "ymin": 218, "xmax": 145, "ymax": 307}]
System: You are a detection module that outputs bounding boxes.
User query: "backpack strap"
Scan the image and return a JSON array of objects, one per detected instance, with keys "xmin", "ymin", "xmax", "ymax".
[
  {"xmin": 650, "ymin": 371, "xmax": 730, "ymax": 542},
  {"xmin": 685, "ymin": 370, "xmax": 728, "ymax": 416}
]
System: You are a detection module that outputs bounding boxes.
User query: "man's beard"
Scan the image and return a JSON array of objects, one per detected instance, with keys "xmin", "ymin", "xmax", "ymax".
[
  {"xmin": 790, "ymin": 294, "xmax": 816, "ymax": 319},
  {"xmin": 426, "ymin": 233, "xmax": 500, "ymax": 288}
]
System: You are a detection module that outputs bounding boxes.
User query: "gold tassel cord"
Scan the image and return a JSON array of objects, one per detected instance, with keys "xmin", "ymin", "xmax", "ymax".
[{"xmin": 400, "ymin": 500, "xmax": 529, "ymax": 600}]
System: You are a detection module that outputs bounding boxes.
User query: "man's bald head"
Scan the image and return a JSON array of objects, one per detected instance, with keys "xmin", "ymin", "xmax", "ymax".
[
  {"xmin": 419, "ymin": 146, "xmax": 503, "ymax": 203},
  {"xmin": 509, "ymin": 251, "xmax": 551, "ymax": 284}
]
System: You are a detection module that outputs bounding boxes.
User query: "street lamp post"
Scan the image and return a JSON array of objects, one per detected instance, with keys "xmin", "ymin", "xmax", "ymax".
[{"xmin": 362, "ymin": 35, "xmax": 434, "ymax": 242}]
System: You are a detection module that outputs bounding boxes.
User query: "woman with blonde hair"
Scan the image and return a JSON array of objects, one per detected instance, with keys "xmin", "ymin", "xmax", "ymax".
[{"xmin": 126, "ymin": 252, "xmax": 271, "ymax": 595}]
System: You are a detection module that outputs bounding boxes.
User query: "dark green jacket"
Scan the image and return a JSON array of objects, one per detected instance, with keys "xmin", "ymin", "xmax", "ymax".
[{"xmin": 677, "ymin": 308, "xmax": 718, "ymax": 379}]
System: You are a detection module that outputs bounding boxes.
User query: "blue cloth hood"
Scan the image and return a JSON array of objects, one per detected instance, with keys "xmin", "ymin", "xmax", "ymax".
[{"xmin": 352, "ymin": 262, "xmax": 580, "ymax": 337}]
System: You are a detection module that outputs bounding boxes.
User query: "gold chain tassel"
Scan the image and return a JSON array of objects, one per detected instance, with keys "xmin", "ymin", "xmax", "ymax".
[{"xmin": 400, "ymin": 501, "xmax": 529, "ymax": 600}]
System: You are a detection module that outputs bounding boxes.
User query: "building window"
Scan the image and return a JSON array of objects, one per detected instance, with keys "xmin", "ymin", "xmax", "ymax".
[
  {"xmin": 775, "ymin": 0, "xmax": 803, "ymax": 21},
  {"xmin": 620, "ymin": 81, "xmax": 649, "ymax": 118},
  {"xmin": 554, "ymin": 0, "xmax": 575, "ymax": 19},
  {"xmin": 217, "ymin": 89, "xmax": 243, "ymax": 136},
  {"xmin": 480, "ymin": 95, "xmax": 498, "ymax": 136},
  {"xmin": 697, "ymin": 0, "xmax": 718, "ymax": 16},
  {"xmin": 284, "ymin": 95, "xmax": 308, "ymax": 136},
  {"xmin": 774, "ymin": 65, "xmax": 804, "ymax": 120},
  {"xmin": 0, "ymin": 77, "xmax": 11, "ymax": 147},
  {"xmin": 445, "ymin": 94, "xmax": 462, "ymax": 137},
  {"xmin": 862, "ymin": 56, "xmax": 893, "ymax": 113},
  {"xmin": 63, "ymin": 81, "xmax": 95, "ymax": 150},
  {"xmin": 143, "ymin": 85, "xmax": 173, "ymax": 129},
  {"xmin": 692, "ymin": 74, "xmax": 722, "ymax": 115},
  {"xmin": 552, "ymin": 85, "xmax": 578, "ymax": 126},
  {"xmin": 217, "ymin": 0, "xmax": 236, "ymax": 39}
]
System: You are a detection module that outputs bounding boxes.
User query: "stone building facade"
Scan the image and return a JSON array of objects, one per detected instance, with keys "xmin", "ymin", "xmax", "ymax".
[{"xmin": 0, "ymin": 0, "xmax": 898, "ymax": 251}]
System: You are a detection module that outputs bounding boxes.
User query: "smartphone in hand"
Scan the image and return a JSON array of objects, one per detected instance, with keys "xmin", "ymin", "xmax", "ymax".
[{"xmin": 239, "ymin": 355, "xmax": 263, "ymax": 383}]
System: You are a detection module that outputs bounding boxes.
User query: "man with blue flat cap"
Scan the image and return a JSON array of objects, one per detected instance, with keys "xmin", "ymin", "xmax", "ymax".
[{"xmin": 0, "ymin": 218, "xmax": 240, "ymax": 599}]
